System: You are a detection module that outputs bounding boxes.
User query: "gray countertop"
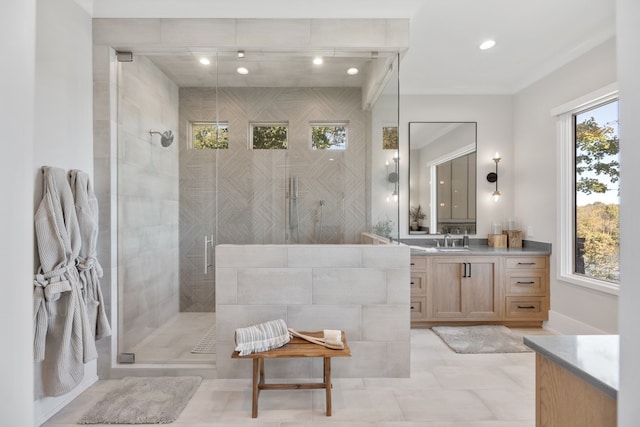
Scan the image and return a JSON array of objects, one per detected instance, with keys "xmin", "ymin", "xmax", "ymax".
[
  {"xmin": 408, "ymin": 245, "xmax": 551, "ymax": 256},
  {"xmin": 524, "ymin": 335, "xmax": 619, "ymax": 399},
  {"xmin": 404, "ymin": 238, "xmax": 551, "ymax": 256}
]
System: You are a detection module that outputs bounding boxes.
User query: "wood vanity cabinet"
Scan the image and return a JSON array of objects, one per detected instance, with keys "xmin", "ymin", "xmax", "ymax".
[
  {"xmin": 431, "ymin": 256, "xmax": 501, "ymax": 321},
  {"xmin": 410, "ymin": 256, "xmax": 428, "ymax": 321},
  {"xmin": 410, "ymin": 253, "xmax": 550, "ymax": 327},
  {"xmin": 504, "ymin": 256, "xmax": 549, "ymax": 322}
]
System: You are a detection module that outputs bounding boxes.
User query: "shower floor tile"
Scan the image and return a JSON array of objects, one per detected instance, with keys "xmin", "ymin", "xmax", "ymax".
[{"xmin": 129, "ymin": 312, "xmax": 216, "ymax": 364}]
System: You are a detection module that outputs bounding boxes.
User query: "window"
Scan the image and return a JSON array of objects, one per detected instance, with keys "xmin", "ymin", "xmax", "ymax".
[
  {"xmin": 311, "ymin": 123, "xmax": 347, "ymax": 150},
  {"xmin": 191, "ymin": 122, "xmax": 229, "ymax": 149},
  {"xmin": 574, "ymin": 100, "xmax": 619, "ymax": 283},
  {"xmin": 251, "ymin": 122, "xmax": 288, "ymax": 149},
  {"xmin": 556, "ymin": 85, "xmax": 619, "ymax": 294},
  {"xmin": 382, "ymin": 126, "xmax": 398, "ymax": 150}
]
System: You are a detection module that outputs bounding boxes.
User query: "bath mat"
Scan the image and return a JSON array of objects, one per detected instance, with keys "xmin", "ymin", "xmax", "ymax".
[
  {"xmin": 191, "ymin": 324, "xmax": 216, "ymax": 354},
  {"xmin": 78, "ymin": 376, "xmax": 201, "ymax": 424},
  {"xmin": 432, "ymin": 325, "xmax": 532, "ymax": 354}
]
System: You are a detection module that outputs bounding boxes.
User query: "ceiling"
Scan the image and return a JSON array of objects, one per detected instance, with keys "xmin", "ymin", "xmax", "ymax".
[{"xmin": 90, "ymin": 0, "xmax": 616, "ymax": 95}]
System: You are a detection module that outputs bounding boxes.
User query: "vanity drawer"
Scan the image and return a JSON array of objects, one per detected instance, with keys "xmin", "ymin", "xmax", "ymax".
[
  {"xmin": 410, "ymin": 298, "xmax": 426, "ymax": 320},
  {"xmin": 505, "ymin": 271, "xmax": 547, "ymax": 295},
  {"xmin": 505, "ymin": 297, "xmax": 547, "ymax": 320},
  {"xmin": 410, "ymin": 256, "xmax": 427, "ymax": 271},
  {"xmin": 410, "ymin": 273, "xmax": 426, "ymax": 295},
  {"xmin": 505, "ymin": 256, "xmax": 548, "ymax": 270}
]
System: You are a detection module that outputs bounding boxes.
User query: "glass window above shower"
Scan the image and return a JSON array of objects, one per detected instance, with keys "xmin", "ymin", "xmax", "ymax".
[
  {"xmin": 251, "ymin": 122, "xmax": 288, "ymax": 149},
  {"xmin": 191, "ymin": 122, "xmax": 229, "ymax": 149},
  {"xmin": 311, "ymin": 122, "xmax": 348, "ymax": 150}
]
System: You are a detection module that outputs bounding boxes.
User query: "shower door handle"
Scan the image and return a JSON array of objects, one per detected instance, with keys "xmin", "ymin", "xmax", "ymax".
[{"xmin": 204, "ymin": 234, "xmax": 214, "ymax": 274}]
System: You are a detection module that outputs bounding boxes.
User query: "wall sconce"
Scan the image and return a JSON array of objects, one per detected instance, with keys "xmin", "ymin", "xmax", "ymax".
[
  {"xmin": 386, "ymin": 153, "xmax": 399, "ymax": 202},
  {"xmin": 486, "ymin": 152, "xmax": 501, "ymax": 202}
]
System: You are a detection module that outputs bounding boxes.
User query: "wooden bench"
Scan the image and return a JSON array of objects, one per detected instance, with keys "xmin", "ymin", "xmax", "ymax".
[{"xmin": 231, "ymin": 331, "xmax": 351, "ymax": 418}]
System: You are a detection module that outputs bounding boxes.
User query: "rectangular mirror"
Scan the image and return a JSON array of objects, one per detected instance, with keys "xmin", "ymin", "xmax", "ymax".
[{"xmin": 409, "ymin": 122, "xmax": 477, "ymax": 235}]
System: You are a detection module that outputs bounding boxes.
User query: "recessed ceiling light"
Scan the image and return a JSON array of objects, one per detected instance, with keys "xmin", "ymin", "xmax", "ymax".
[
  {"xmin": 199, "ymin": 58, "xmax": 211, "ymax": 65},
  {"xmin": 479, "ymin": 40, "xmax": 496, "ymax": 50},
  {"xmin": 313, "ymin": 56, "xmax": 323, "ymax": 65},
  {"xmin": 237, "ymin": 67, "xmax": 249, "ymax": 75},
  {"xmin": 347, "ymin": 67, "xmax": 359, "ymax": 75}
]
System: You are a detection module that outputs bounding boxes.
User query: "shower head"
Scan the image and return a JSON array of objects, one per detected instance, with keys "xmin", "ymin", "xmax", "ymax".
[{"xmin": 149, "ymin": 130, "xmax": 174, "ymax": 147}]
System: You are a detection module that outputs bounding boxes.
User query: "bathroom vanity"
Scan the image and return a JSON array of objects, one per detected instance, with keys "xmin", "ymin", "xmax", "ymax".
[{"xmin": 410, "ymin": 244, "xmax": 550, "ymax": 327}]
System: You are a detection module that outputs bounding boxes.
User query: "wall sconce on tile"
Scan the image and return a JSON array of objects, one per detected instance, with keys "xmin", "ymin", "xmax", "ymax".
[
  {"xmin": 386, "ymin": 152, "xmax": 399, "ymax": 202},
  {"xmin": 487, "ymin": 152, "xmax": 501, "ymax": 202}
]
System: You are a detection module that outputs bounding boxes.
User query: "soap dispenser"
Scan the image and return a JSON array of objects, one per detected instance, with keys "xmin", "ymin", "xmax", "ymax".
[{"xmin": 462, "ymin": 231, "xmax": 469, "ymax": 248}]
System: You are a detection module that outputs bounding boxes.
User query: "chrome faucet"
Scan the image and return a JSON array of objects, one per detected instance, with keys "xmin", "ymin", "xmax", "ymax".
[{"xmin": 443, "ymin": 234, "xmax": 452, "ymax": 248}]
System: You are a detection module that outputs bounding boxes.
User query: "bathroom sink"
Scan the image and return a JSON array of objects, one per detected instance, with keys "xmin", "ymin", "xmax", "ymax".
[{"xmin": 437, "ymin": 247, "xmax": 470, "ymax": 252}]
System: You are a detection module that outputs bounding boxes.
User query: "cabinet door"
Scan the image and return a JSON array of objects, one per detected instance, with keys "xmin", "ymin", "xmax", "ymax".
[
  {"xmin": 437, "ymin": 161, "xmax": 452, "ymax": 220},
  {"xmin": 464, "ymin": 261, "xmax": 500, "ymax": 319},
  {"xmin": 432, "ymin": 256, "xmax": 500, "ymax": 320},
  {"xmin": 432, "ymin": 258, "xmax": 464, "ymax": 318},
  {"xmin": 451, "ymin": 155, "xmax": 468, "ymax": 219}
]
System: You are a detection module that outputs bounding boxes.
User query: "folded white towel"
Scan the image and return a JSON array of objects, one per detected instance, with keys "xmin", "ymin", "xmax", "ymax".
[
  {"xmin": 234, "ymin": 319, "xmax": 290, "ymax": 356},
  {"xmin": 323, "ymin": 329, "xmax": 342, "ymax": 345}
]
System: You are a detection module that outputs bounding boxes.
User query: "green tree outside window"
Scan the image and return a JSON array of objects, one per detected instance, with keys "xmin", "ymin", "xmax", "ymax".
[
  {"xmin": 311, "ymin": 125, "xmax": 347, "ymax": 150},
  {"xmin": 252, "ymin": 124, "xmax": 288, "ymax": 149},
  {"xmin": 574, "ymin": 100, "xmax": 619, "ymax": 283},
  {"xmin": 192, "ymin": 123, "xmax": 229, "ymax": 149}
]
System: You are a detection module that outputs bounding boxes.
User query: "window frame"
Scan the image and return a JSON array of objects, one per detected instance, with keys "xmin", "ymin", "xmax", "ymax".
[
  {"xmin": 309, "ymin": 122, "xmax": 348, "ymax": 150},
  {"xmin": 189, "ymin": 121, "xmax": 229, "ymax": 150},
  {"xmin": 249, "ymin": 121, "xmax": 289, "ymax": 150},
  {"xmin": 555, "ymin": 83, "xmax": 619, "ymax": 295}
]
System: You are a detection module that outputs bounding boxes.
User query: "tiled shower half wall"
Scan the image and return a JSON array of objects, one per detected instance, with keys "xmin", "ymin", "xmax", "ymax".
[{"xmin": 179, "ymin": 86, "xmax": 368, "ymax": 311}]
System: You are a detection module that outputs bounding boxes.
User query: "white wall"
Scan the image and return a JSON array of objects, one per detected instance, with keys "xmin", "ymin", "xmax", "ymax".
[
  {"xmin": 33, "ymin": 0, "xmax": 97, "ymax": 424},
  {"xmin": 0, "ymin": 1, "xmax": 36, "ymax": 425},
  {"xmin": 512, "ymin": 38, "xmax": 618, "ymax": 334},
  {"xmin": 399, "ymin": 95, "xmax": 513, "ymax": 238},
  {"xmin": 617, "ymin": 0, "xmax": 640, "ymax": 423}
]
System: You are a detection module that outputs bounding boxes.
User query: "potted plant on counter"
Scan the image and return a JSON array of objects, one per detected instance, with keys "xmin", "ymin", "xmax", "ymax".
[{"xmin": 410, "ymin": 204, "xmax": 426, "ymax": 231}]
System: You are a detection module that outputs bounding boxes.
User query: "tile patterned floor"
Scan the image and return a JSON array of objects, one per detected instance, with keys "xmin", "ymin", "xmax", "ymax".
[{"xmin": 42, "ymin": 327, "xmax": 551, "ymax": 426}]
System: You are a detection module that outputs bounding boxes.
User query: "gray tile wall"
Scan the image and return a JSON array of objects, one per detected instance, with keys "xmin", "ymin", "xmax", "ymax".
[
  {"xmin": 117, "ymin": 56, "xmax": 180, "ymax": 352},
  {"xmin": 179, "ymin": 87, "xmax": 368, "ymax": 312},
  {"xmin": 216, "ymin": 244, "xmax": 410, "ymax": 379}
]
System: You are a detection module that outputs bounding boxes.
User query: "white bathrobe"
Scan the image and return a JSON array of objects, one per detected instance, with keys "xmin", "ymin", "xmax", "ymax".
[
  {"xmin": 69, "ymin": 170, "xmax": 111, "ymax": 341},
  {"xmin": 33, "ymin": 167, "xmax": 97, "ymax": 397}
]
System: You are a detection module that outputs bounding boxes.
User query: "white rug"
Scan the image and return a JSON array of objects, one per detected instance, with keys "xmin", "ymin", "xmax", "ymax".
[
  {"xmin": 191, "ymin": 324, "xmax": 216, "ymax": 354},
  {"xmin": 431, "ymin": 325, "xmax": 532, "ymax": 354},
  {"xmin": 78, "ymin": 376, "xmax": 201, "ymax": 424}
]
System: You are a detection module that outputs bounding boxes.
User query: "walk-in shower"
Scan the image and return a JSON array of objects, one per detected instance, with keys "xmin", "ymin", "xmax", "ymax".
[{"xmin": 114, "ymin": 49, "xmax": 400, "ymax": 367}]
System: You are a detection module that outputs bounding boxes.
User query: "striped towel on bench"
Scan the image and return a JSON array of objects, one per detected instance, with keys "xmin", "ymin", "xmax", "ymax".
[{"xmin": 234, "ymin": 319, "xmax": 290, "ymax": 356}]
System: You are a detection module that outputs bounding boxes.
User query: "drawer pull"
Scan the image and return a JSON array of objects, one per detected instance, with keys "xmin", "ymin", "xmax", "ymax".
[
  {"xmin": 517, "ymin": 281, "xmax": 535, "ymax": 285},
  {"xmin": 517, "ymin": 305, "xmax": 536, "ymax": 309},
  {"xmin": 517, "ymin": 262, "xmax": 536, "ymax": 265}
]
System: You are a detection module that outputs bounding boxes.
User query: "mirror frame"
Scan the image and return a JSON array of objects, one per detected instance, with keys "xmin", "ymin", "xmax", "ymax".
[{"xmin": 408, "ymin": 121, "xmax": 478, "ymax": 235}]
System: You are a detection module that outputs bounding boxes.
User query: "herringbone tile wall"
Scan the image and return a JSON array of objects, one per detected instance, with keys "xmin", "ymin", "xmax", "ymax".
[{"xmin": 179, "ymin": 87, "xmax": 368, "ymax": 312}]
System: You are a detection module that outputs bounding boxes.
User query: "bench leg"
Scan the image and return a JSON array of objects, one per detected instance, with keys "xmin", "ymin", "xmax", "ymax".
[
  {"xmin": 251, "ymin": 358, "xmax": 261, "ymax": 418},
  {"xmin": 324, "ymin": 357, "xmax": 332, "ymax": 416}
]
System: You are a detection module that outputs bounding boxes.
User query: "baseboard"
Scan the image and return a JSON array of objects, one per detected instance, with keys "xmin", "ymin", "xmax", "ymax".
[
  {"xmin": 545, "ymin": 310, "xmax": 610, "ymax": 335},
  {"xmin": 34, "ymin": 361, "xmax": 98, "ymax": 427}
]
